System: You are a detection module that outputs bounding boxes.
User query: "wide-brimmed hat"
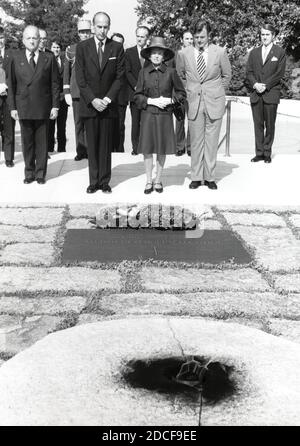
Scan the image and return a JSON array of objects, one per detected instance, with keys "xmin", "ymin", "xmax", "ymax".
[{"xmin": 141, "ymin": 36, "xmax": 174, "ymax": 62}]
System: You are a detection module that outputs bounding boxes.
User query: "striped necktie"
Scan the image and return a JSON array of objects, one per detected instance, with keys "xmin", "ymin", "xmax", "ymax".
[
  {"xmin": 98, "ymin": 41, "xmax": 103, "ymax": 69},
  {"xmin": 197, "ymin": 50, "xmax": 206, "ymax": 80},
  {"xmin": 29, "ymin": 51, "xmax": 36, "ymax": 70}
]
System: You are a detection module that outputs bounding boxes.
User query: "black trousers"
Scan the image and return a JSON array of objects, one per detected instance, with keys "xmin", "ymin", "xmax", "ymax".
[
  {"xmin": 251, "ymin": 98, "xmax": 278, "ymax": 157},
  {"xmin": 112, "ymin": 104, "xmax": 127, "ymax": 152},
  {"xmin": 72, "ymin": 99, "xmax": 88, "ymax": 157},
  {"xmin": 84, "ymin": 115, "xmax": 113, "ymax": 187},
  {"xmin": 48, "ymin": 99, "xmax": 68, "ymax": 152},
  {"xmin": 130, "ymin": 101, "xmax": 141, "ymax": 154},
  {"xmin": 19, "ymin": 119, "xmax": 49, "ymax": 180},
  {"xmin": 0, "ymin": 96, "xmax": 15, "ymax": 162}
]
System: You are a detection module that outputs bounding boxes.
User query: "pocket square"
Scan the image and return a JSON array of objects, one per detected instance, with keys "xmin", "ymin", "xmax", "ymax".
[
  {"xmin": 109, "ymin": 57, "xmax": 117, "ymax": 60},
  {"xmin": 271, "ymin": 56, "xmax": 278, "ymax": 61}
]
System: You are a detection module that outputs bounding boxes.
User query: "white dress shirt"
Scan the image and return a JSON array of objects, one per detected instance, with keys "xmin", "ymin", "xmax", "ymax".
[
  {"xmin": 26, "ymin": 49, "xmax": 39, "ymax": 65},
  {"xmin": 262, "ymin": 43, "xmax": 273, "ymax": 64},
  {"xmin": 194, "ymin": 46, "xmax": 209, "ymax": 67}
]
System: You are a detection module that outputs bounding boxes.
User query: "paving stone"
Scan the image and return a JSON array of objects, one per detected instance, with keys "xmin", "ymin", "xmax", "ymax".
[
  {"xmin": 0, "ymin": 243, "xmax": 56, "ymax": 266},
  {"xmin": 140, "ymin": 267, "xmax": 270, "ymax": 292},
  {"xmin": 0, "ymin": 296, "xmax": 87, "ymax": 316},
  {"xmin": 87, "ymin": 291, "xmax": 297, "ymax": 319},
  {"xmin": 0, "ymin": 360, "xmax": 4, "ymax": 367},
  {"xmin": 233, "ymin": 226, "xmax": 300, "ymax": 272},
  {"xmin": 223, "ymin": 212, "xmax": 286, "ymax": 227},
  {"xmin": 66, "ymin": 218, "xmax": 96, "ymax": 230},
  {"xmin": 77, "ymin": 314, "xmax": 111, "ymax": 325},
  {"xmin": 0, "ymin": 315, "xmax": 22, "ymax": 329},
  {"xmin": 0, "ymin": 208, "xmax": 64, "ymax": 227},
  {"xmin": 0, "ymin": 267, "xmax": 121, "ymax": 293},
  {"xmin": 203, "ymin": 219, "xmax": 222, "ymax": 230},
  {"xmin": 68, "ymin": 204, "xmax": 103, "ymax": 218},
  {"xmin": 217, "ymin": 205, "xmax": 300, "ymax": 213},
  {"xmin": 274, "ymin": 274, "xmax": 300, "ymax": 293},
  {"xmin": 0, "ymin": 318, "xmax": 300, "ymax": 425},
  {"xmin": 0, "ymin": 315, "xmax": 63, "ymax": 355},
  {"xmin": 268, "ymin": 319, "xmax": 300, "ymax": 343},
  {"xmin": 0, "ymin": 226, "xmax": 59, "ymax": 244},
  {"xmin": 290, "ymin": 215, "xmax": 300, "ymax": 228}
]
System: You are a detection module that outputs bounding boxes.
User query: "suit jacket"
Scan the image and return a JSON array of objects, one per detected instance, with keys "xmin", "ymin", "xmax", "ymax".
[
  {"xmin": 55, "ymin": 52, "xmax": 66, "ymax": 101},
  {"xmin": 75, "ymin": 37, "xmax": 125, "ymax": 118},
  {"xmin": 63, "ymin": 43, "xmax": 80, "ymax": 99},
  {"xmin": 245, "ymin": 44, "xmax": 286, "ymax": 104},
  {"xmin": 7, "ymin": 49, "xmax": 60, "ymax": 119},
  {"xmin": 177, "ymin": 44, "xmax": 232, "ymax": 120},
  {"xmin": 125, "ymin": 45, "xmax": 150, "ymax": 102}
]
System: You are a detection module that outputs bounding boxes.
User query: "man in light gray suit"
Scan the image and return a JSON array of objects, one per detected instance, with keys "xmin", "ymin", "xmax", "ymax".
[{"xmin": 177, "ymin": 20, "xmax": 231, "ymax": 190}]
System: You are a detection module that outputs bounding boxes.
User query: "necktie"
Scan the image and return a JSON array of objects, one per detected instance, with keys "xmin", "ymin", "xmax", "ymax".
[
  {"xmin": 29, "ymin": 51, "xmax": 36, "ymax": 70},
  {"xmin": 197, "ymin": 51, "xmax": 206, "ymax": 80},
  {"xmin": 98, "ymin": 41, "xmax": 103, "ymax": 69},
  {"xmin": 56, "ymin": 56, "xmax": 61, "ymax": 68},
  {"xmin": 139, "ymin": 53, "xmax": 144, "ymax": 68}
]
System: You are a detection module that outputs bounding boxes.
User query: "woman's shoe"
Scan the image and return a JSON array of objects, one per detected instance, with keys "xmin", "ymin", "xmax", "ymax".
[
  {"xmin": 144, "ymin": 182, "xmax": 153, "ymax": 194},
  {"xmin": 154, "ymin": 182, "xmax": 163, "ymax": 193}
]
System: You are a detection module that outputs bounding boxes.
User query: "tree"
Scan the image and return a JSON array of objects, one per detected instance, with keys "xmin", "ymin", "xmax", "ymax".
[
  {"xmin": 136, "ymin": 0, "xmax": 300, "ymax": 96},
  {"xmin": 1, "ymin": 0, "xmax": 88, "ymax": 49}
]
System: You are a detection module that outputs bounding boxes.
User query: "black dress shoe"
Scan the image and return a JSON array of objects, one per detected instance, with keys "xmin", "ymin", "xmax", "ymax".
[
  {"xmin": 187, "ymin": 150, "xmax": 191, "ymax": 157},
  {"xmin": 176, "ymin": 149, "xmax": 185, "ymax": 156},
  {"xmin": 23, "ymin": 178, "xmax": 35, "ymax": 184},
  {"xmin": 251, "ymin": 155, "xmax": 264, "ymax": 162},
  {"xmin": 101, "ymin": 184, "xmax": 112, "ymax": 194},
  {"xmin": 131, "ymin": 151, "xmax": 137, "ymax": 156},
  {"xmin": 144, "ymin": 182, "xmax": 153, "ymax": 194},
  {"xmin": 189, "ymin": 181, "xmax": 202, "ymax": 189},
  {"xmin": 75, "ymin": 154, "xmax": 88, "ymax": 161},
  {"xmin": 264, "ymin": 157, "xmax": 272, "ymax": 163},
  {"xmin": 86, "ymin": 185, "xmax": 98, "ymax": 194},
  {"xmin": 37, "ymin": 178, "xmax": 46, "ymax": 184},
  {"xmin": 5, "ymin": 161, "xmax": 14, "ymax": 167},
  {"xmin": 204, "ymin": 180, "xmax": 218, "ymax": 190}
]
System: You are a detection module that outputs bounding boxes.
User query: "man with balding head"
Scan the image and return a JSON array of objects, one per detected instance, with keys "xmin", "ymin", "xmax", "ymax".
[
  {"xmin": 76, "ymin": 12, "xmax": 125, "ymax": 194},
  {"xmin": 7, "ymin": 25, "xmax": 60, "ymax": 184}
]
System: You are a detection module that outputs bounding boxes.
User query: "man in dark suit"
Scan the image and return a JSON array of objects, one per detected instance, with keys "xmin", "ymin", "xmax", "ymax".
[
  {"xmin": 75, "ymin": 12, "xmax": 125, "ymax": 194},
  {"xmin": 125, "ymin": 26, "xmax": 150, "ymax": 155},
  {"xmin": 48, "ymin": 40, "xmax": 68, "ymax": 152},
  {"xmin": 63, "ymin": 19, "xmax": 91, "ymax": 161},
  {"xmin": 245, "ymin": 23, "xmax": 286, "ymax": 163},
  {"xmin": 0, "ymin": 26, "xmax": 15, "ymax": 167},
  {"xmin": 7, "ymin": 25, "xmax": 60, "ymax": 184},
  {"xmin": 111, "ymin": 32, "xmax": 128, "ymax": 152}
]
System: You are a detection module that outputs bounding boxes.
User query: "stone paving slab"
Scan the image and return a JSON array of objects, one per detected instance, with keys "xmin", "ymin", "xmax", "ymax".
[
  {"xmin": 0, "ymin": 204, "xmax": 65, "ymax": 209},
  {"xmin": 217, "ymin": 205, "xmax": 300, "ymax": 213},
  {"xmin": 140, "ymin": 267, "xmax": 270, "ymax": 292},
  {"xmin": 268, "ymin": 319, "xmax": 300, "ymax": 343},
  {"xmin": 222, "ymin": 212, "xmax": 286, "ymax": 227},
  {"xmin": 233, "ymin": 226, "xmax": 300, "ymax": 272},
  {"xmin": 68, "ymin": 204, "xmax": 103, "ymax": 218},
  {"xmin": 0, "ymin": 243, "xmax": 56, "ymax": 266},
  {"xmin": 203, "ymin": 219, "xmax": 223, "ymax": 230},
  {"xmin": 66, "ymin": 218, "xmax": 95, "ymax": 230},
  {"xmin": 86, "ymin": 291, "xmax": 299, "ymax": 320},
  {"xmin": 0, "ymin": 296, "xmax": 87, "ymax": 316},
  {"xmin": 0, "ymin": 226, "xmax": 59, "ymax": 244},
  {"xmin": 0, "ymin": 208, "xmax": 64, "ymax": 227},
  {"xmin": 290, "ymin": 215, "xmax": 300, "ymax": 228},
  {"xmin": 0, "ymin": 315, "xmax": 63, "ymax": 355},
  {"xmin": 0, "ymin": 267, "xmax": 121, "ymax": 293},
  {"xmin": 273, "ymin": 274, "xmax": 300, "ymax": 293}
]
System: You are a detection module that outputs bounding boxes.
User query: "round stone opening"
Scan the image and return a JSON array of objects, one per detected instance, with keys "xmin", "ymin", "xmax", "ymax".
[{"xmin": 122, "ymin": 357, "xmax": 236, "ymax": 404}]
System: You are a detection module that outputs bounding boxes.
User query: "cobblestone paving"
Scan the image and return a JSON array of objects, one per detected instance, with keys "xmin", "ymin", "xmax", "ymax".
[{"xmin": 0, "ymin": 204, "xmax": 300, "ymax": 359}]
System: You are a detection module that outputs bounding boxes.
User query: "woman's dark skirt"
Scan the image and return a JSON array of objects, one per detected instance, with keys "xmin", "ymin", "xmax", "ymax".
[{"xmin": 137, "ymin": 110, "xmax": 176, "ymax": 155}]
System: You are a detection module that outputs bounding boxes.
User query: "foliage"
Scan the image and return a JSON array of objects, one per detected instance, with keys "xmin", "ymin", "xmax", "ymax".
[
  {"xmin": 1, "ymin": 0, "xmax": 87, "ymax": 49},
  {"xmin": 136, "ymin": 0, "xmax": 300, "ymax": 96}
]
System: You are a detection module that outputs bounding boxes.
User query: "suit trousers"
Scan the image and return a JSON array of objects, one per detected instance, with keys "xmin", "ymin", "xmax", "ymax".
[
  {"xmin": 189, "ymin": 100, "xmax": 222, "ymax": 181},
  {"xmin": 251, "ymin": 98, "xmax": 278, "ymax": 157},
  {"xmin": 20, "ymin": 119, "xmax": 49, "ymax": 180},
  {"xmin": 130, "ymin": 102, "xmax": 141, "ymax": 153},
  {"xmin": 84, "ymin": 115, "xmax": 113, "ymax": 187},
  {"xmin": 72, "ymin": 99, "xmax": 88, "ymax": 157},
  {"xmin": 48, "ymin": 99, "xmax": 68, "ymax": 152},
  {"xmin": 0, "ymin": 96, "xmax": 15, "ymax": 162}
]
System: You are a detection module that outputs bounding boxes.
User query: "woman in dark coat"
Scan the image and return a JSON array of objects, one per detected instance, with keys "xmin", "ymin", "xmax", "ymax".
[{"xmin": 134, "ymin": 37, "xmax": 186, "ymax": 193}]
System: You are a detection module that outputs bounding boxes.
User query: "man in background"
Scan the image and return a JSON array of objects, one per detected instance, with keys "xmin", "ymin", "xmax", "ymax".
[
  {"xmin": 125, "ymin": 26, "xmax": 150, "ymax": 155},
  {"xmin": 48, "ymin": 40, "xmax": 68, "ymax": 152},
  {"xmin": 63, "ymin": 19, "xmax": 91, "ymax": 160},
  {"xmin": 8, "ymin": 25, "xmax": 60, "ymax": 184},
  {"xmin": 245, "ymin": 23, "xmax": 286, "ymax": 163},
  {"xmin": 175, "ymin": 30, "xmax": 193, "ymax": 157},
  {"xmin": 0, "ymin": 26, "xmax": 15, "ymax": 167},
  {"xmin": 111, "ymin": 32, "xmax": 128, "ymax": 152},
  {"xmin": 38, "ymin": 29, "xmax": 51, "ymax": 52}
]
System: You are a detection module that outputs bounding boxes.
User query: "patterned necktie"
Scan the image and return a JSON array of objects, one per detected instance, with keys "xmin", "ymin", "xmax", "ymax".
[
  {"xmin": 197, "ymin": 50, "xmax": 206, "ymax": 80},
  {"xmin": 29, "ymin": 51, "xmax": 36, "ymax": 70},
  {"xmin": 98, "ymin": 41, "xmax": 103, "ymax": 69},
  {"xmin": 262, "ymin": 46, "xmax": 268, "ymax": 64}
]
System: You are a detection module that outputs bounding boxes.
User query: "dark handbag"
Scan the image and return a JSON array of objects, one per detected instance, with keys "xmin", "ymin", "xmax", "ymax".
[{"xmin": 172, "ymin": 98, "xmax": 185, "ymax": 121}]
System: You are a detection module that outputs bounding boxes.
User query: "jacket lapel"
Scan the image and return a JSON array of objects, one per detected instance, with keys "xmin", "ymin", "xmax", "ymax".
[
  {"xmin": 19, "ymin": 50, "xmax": 35, "ymax": 83},
  {"xmin": 89, "ymin": 38, "xmax": 101, "ymax": 71},
  {"xmin": 202, "ymin": 45, "xmax": 215, "ymax": 81},
  {"xmin": 101, "ymin": 38, "xmax": 113, "ymax": 72},
  {"xmin": 187, "ymin": 46, "xmax": 199, "ymax": 79},
  {"xmin": 264, "ymin": 45, "xmax": 276, "ymax": 65},
  {"xmin": 134, "ymin": 45, "xmax": 142, "ymax": 70}
]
